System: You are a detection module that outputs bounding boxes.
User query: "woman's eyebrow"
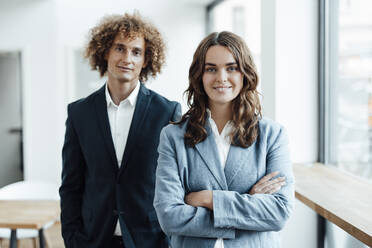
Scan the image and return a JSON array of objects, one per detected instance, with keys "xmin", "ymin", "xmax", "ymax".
[
  {"xmin": 205, "ymin": 62, "xmax": 216, "ymax": 66},
  {"xmin": 204, "ymin": 62, "xmax": 237, "ymax": 66},
  {"xmin": 225, "ymin": 62, "xmax": 237, "ymax": 66}
]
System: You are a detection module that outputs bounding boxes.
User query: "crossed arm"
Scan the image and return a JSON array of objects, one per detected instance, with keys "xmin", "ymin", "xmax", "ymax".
[
  {"xmin": 154, "ymin": 127, "xmax": 294, "ymax": 238},
  {"xmin": 185, "ymin": 171, "xmax": 286, "ymax": 210}
]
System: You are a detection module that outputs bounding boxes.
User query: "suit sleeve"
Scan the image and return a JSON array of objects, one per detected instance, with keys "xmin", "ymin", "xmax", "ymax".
[
  {"xmin": 154, "ymin": 127, "xmax": 235, "ymax": 239},
  {"xmin": 212, "ymin": 127, "xmax": 294, "ymax": 232},
  {"xmin": 171, "ymin": 102, "xmax": 182, "ymax": 122},
  {"xmin": 59, "ymin": 104, "xmax": 85, "ymax": 247}
]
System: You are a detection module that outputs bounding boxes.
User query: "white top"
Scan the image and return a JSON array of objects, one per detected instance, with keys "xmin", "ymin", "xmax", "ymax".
[
  {"xmin": 105, "ymin": 82, "xmax": 140, "ymax": 236},
  {"xmin": 207, "ymin": 110, "xmax": 233, "ymax": 248}
]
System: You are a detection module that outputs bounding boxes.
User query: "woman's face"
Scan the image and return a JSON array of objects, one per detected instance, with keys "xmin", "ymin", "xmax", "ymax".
[{"xmin": 202, "ymin": 45, "xmax": 243, "ymax": 108}]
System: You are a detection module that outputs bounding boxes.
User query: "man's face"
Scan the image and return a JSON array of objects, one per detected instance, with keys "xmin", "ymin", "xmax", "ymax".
[{"xmin": 105, "ymin": 33, "xmax": 146, "ymax": 85}]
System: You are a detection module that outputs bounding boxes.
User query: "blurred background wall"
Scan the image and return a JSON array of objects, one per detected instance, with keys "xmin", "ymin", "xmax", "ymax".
[{"xmin": 2, "ymin": 0, "xmax": 370, "ymax": 247}]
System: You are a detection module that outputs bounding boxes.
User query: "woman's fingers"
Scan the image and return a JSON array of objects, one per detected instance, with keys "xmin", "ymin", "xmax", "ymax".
[
  {"xmin": 256, "ymin": 176, "xmax": 285, "ymax": 191},
  {"xmin": 260, "ymin": 180, "xmax": 286, "ymax": 194},
  {"xmin": 254, "ymin": 171, "xmax": 279, "ymax": 188},
  {"xmin": 249, "ymin": 172, "xmax": 286, "ymax": 195}
]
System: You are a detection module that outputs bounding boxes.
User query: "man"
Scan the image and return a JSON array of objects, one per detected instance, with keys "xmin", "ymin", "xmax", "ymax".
[{"xmin": 59, "ymin": 13, "xmax": 181, "ymax": 248}]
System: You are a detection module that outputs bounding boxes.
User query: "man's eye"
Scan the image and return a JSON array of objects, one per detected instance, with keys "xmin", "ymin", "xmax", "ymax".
[
  {"xmin": 115, "ymin": 47, "xmax": 123, "ymax": 52},
  {"xmin": 133, "ymin": 50, "xmax": 141, "ymax": 56}
]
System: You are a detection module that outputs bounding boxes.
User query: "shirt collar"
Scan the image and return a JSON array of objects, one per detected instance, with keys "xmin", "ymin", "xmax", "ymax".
[
  {"xmin": 105, "ymin": 81, "xmax": 140, "ymax": 107},
  {"xmin": 206, "ymin": 108, "xmax": 234, "ymax": 139}
]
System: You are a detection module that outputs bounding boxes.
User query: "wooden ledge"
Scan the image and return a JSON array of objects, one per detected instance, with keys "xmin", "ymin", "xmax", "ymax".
[{"xmin": 293, "ymin": 163, "xmax": 372, "ymax": 246}]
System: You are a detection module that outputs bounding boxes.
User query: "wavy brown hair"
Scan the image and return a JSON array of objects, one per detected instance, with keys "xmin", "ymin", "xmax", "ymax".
[
  {"xmin": 84, "ymin": 12, "xmax": 165, "ymax": 82},
  {"xmin": 178, "ymin": 31, "xmax": 262, "ymax": 148}
]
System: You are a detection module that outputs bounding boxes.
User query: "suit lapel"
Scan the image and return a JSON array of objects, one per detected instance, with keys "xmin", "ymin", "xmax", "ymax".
[
  {"xmin": 195, "ymin": 124, "xmax": 228, "ymax": 190},
  {"xmin": 224, "ymin": 142, "xmax": 255, "ymax": 187},
  {"xmin": 118, "ymin": 83, "xmax": 152, "ymax": 176},
  {"xmin": 94, "ymin": 85, "xmax": 118, "ymax": 171}
]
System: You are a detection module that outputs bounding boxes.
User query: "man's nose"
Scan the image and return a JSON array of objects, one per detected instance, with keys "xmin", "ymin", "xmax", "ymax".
[{"xmin": 121, "ymin": 50, "xmax": 132, "ymax": 63}]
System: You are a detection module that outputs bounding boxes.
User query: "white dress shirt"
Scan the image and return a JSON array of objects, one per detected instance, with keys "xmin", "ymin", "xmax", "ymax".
[
  {"xmin": 105, "ymin": 82, "xmax": 140, "ymax": 236},
  {"xmin": 207, "ymin": 110, "xmax": 233, "ymax": 248}
]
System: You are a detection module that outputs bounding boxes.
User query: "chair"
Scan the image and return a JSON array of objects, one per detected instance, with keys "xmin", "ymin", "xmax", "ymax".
[{"xmin": 0, "ymin": 181, "xmax": 59, "ymax": 248}]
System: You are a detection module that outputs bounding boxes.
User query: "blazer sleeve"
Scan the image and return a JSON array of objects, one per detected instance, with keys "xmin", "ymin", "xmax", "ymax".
[
  {"xmin": 212, "ymin": 127, "xmax": 294, "ymax": 232},
  {"xmin": 154, "ymin": 127, "xmax": 235, "ymax": 239},
  {"xmin": 59, "ymin": 104, "xmax": 85, "ymax": 246}
]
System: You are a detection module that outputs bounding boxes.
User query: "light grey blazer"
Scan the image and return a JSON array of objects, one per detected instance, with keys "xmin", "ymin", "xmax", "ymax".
[{"xmin": 154, "ymin": 117, "xmax": 294, "ymax": 248}]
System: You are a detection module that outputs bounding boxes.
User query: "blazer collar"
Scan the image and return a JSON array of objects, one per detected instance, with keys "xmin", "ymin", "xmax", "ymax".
[
  {"xmin": 118, "ymin": 83, "xmax": 152, "ymax": 177},
  {"xmin": 195, "ymin": 123, "xmax": 228, "ymax": 190},
  {"xmin": 94, "ymin": 83, "xmax": 152, "ymax": 174},
  {"xmin": 195, "ymin": 121, "xmax": 256, "ymax": 189},
  {"xmin": 224, "ymin": 142, "xmax": 255, "ymax": 187},
  {"xmin": 94, "ymin": 84, "xmax": 118, "ymax": 170}
]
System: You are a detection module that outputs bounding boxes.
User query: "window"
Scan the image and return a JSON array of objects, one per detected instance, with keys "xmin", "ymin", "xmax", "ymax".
[
  {"xmin": 325, "ymin": 0, "xmax": 372, "ymax": 180},
  {"xmin": 207, "ymin": 0, "xmax": 261, "ymax": 73}
]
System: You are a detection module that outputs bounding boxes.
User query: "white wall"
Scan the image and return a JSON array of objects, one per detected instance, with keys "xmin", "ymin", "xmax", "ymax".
[
  {"xmin": 0, "ymin": 0, "xmax": 206, "ymax": 184},
  {"xmin": 261, "ymin": 0, "xmax": 319, "ymax": 247},
  {"xmin": 0, "ymin": 0, "xmax": 59, "ymax": 183},
  {"xmin": 1, "ymin": 0, "xmax": 320, "ymax": 246}
]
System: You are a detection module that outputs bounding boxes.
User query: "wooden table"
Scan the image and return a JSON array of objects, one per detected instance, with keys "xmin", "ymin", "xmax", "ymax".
[
  {"xmin": 294, "ymin": 163, "xmax": 372, "ymax": 246},
  {"xmin": 0, "ymin": 200, "xmax": 60, "ymax": 248}
]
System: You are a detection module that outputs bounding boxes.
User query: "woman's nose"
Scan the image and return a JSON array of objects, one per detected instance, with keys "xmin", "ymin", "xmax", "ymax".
[{"xmin": 216, "ymin": 69, "xmax": 227, "ymax": 83}]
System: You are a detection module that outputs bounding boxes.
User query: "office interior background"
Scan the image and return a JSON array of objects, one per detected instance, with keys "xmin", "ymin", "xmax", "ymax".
[{"xmin": 0, "ymin": 0, "xmax": 371, "ymax": 247}]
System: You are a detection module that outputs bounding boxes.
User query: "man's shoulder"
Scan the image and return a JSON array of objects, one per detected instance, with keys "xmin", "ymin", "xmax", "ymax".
[
  {"xmin": 144, "ymin": 86, "xmax": 179, "ymax": 108},
  {"xmin": 67, "ymin": 86, "xmax": 103, "ymax": 114}
]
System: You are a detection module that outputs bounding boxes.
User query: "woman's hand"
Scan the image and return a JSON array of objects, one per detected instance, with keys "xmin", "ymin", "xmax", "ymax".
[
  {"xmin": 185, "ymin": 190, "xmax": 213, "ymax": 210},
  {"xmin": 249, "ymin": 171, "xmax": 286, "ymax": 195}
]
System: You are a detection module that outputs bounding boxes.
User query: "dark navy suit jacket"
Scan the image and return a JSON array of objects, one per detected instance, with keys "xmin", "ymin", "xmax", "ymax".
[{"xmin": 59, "ymin": 83, "xmax": 181, "ymax": 248}]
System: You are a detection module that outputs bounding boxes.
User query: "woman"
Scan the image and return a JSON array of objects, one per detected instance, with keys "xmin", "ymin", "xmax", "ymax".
[{"xmin": 154, "ymin": 31, "xmax": 294, "ymax": 248}]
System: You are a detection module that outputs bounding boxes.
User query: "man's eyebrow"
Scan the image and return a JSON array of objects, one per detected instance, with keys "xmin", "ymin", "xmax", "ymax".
[{"xmin": 113, "ymin": 43, "xmax": 125, "ymax": 47}]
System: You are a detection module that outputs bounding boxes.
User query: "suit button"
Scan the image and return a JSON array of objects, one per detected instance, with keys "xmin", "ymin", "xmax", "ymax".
[{"xmin": 113, "ymin": 210, "xmax": 125, "ymax": 216}]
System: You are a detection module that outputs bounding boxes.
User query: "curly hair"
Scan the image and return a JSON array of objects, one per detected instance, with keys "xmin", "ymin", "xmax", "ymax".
[
  {"xmin": 178, "ymin": 31, "xmax": 262, "ymax": 148},
  {"xmin": 84, "ymin": 12, "xmax": 166, "ymax": 82}
]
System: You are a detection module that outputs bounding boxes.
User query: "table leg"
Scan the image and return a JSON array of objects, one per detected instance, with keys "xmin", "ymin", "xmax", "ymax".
[
  {"xmin": 39, "ymin": 229, "xmax": 45, "ymax": 248},
  {"xmin": 9, "ymin": 229, "xmax": 17, "ymax": 248}
]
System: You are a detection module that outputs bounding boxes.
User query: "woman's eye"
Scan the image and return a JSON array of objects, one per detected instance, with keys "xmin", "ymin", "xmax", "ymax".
[
  {"xmin": 205, "ymin": 67, "xmax": 216, "ymax": 72},
  {"xmin": 227, "ymin": 66, "xmax": 238, "ymax": 72},
  {"xmin": 115, "ymin": 47, "xmax": 123, "ymax": 52}
]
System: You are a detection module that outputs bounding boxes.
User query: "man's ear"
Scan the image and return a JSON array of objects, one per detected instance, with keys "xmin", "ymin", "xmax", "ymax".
[{"xmin": 142, "ymin": 57, "xmax": 148, "ymax": 68}]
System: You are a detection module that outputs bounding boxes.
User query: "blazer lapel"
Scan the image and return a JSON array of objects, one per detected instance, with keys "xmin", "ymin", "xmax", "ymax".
[
  {"xmin": 224, "ymin": 142, "xmax": 255, "ymax": 187},
  {"xmin": 118, "ymin": 83, "xmax": 152, "ymax": 176},
  {"xmin": 94, "ymin": 85, "xmax": 118, "ymax": 170},
  {"xmin": 195, "ymin": 124, "xmax": 228, "ymax": 190}
]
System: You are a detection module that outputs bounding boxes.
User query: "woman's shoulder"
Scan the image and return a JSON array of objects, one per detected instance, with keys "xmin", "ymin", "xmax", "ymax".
[
  {"xmin": 258, "ymin": 117, "xmax": 283, "ymax": 131},
  {"xmin": 258, "ymin": 117, "xmax": 288, "ymax": 142},
  {"xmin": 161, "ymin": 119, "xmax": 188, "ymax": 139}
]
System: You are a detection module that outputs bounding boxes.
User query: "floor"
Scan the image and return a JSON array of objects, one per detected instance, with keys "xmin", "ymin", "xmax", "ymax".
[{"xmin": 0, "ymin": 222, "xmax": 64, "ymax": 248}]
